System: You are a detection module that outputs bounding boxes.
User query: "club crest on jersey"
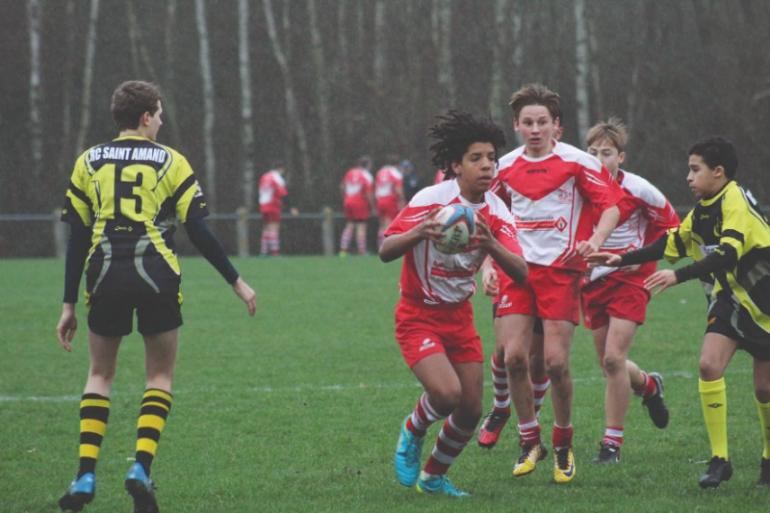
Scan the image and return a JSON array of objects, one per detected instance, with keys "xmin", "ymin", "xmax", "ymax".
[{"xmin": 557, "ymin": 187, "xmax": 573, "ymax": 203}]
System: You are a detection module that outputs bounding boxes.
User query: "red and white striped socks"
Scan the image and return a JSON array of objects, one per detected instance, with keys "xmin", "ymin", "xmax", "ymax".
[
  {"xmin": 518, "ymin": 419, "xmax": 541, "ymax": 446},
  {"xmin": 603, "ymin": 425, "xmax": 624, "ymax": 447},
  {"xmin": 423, "ymin": 414, "xmax": 474, "ymax": 476},
  {"xmin": 490, "ymin": 354, "xmax": 511, "ymax": 414},
  {"xmin": 406, "ymin": 393, "xmax": 444, "ymax": 438}
]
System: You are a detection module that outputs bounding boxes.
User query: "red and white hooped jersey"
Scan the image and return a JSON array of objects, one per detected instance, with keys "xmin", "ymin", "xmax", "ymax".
[
  {"xmin": 494, "ymin": 141, "xmax": 623, "ymax": 270},
  {"xmin": 342, "ymin": 167, "xmax": 373, "ymax": 203},
  {"xmin": 589, "ymin": 169, "xmax": 680, "ymax": 283},
  {"xmin": 385, "ymin": 179, "xmax": 523, "ymax": 306},
  {"xmin": 258, "ymin": 170, "xmax": 287, "ymax": 212},
  {"xmin": 375, "ymin": 166, "xmax": 403, "ymax": 200}
]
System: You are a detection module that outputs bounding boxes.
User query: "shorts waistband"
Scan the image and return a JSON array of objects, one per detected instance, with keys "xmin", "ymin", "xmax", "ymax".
[{"xmin": 400, "ymin": 295, "xmax": 469, "ymax": 310}]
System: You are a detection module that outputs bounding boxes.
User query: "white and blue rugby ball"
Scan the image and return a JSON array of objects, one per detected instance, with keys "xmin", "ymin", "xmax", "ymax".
[{"xmin": 434, "ymin": 204, "xmax": 476, "ymax": 254}]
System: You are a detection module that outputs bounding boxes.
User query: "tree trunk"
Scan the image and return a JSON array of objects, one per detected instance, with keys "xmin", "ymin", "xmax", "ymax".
[
  {"xmin": 58, "ymin": 0, "xmax": 76, "ymax": 171},
  {"xmin": 335, "ymin": 1, "xmax": 353, "ymax": 147},
  {"xmin": 27, "ymin": 0, "xmax": 44, "ymax": 181},
  {"xmin": 75, "ymin": 0, "xmax": 100, "ymax": 154},
  {"xmin": 194, "ymin": 0, "xmax": 218, "ymax": 210},
  {"xmin": 573, "ymin": 0, "xmax": 591, "ymax": 139},
  {"xmin": 435, "ymin": 0, "xmax": 455, "ymax": 106},
  {"xmin": 372, "ymin": 0, "xmax": 386, "ymax": 88},
  {"xmin": 262, "ymin": 0, "xmax": 313, "ymax": 201},
  {"xmin": 162, "ymin": 0, "xmax": 181, "ymax": 148},
  {"xmin": 237, "ymin": 0, "xmax": 256, "ymax": 211},
  {"xmin": 307, "ymin": 0, "xmax": 332, "ymax": 176},
  {"xmin": 488, "ymin": 0, "xmax": 509, "ymax": 122}
]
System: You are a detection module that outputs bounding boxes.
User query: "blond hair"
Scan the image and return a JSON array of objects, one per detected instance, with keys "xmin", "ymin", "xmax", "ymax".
[{"xmin": 586, "ymin": 117, "xmax": 628, "ymax": 152}]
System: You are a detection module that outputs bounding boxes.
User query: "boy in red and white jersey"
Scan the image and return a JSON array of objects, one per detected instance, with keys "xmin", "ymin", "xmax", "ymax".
[
  {"xmin": 480, "ymin": 84, "xmax": 623, "ymax": 483},
  {"xmin": 382, "ymin": 111, "xmax": 527, "ymax": 498},
  {"xmin": 581, "ymin": 118, "xmax": 680, "ymax": 463},
  {"xmin": 340, "ymin": 156, "xmax": 374, "ymax": 255},
  {"xmin": 375, "ymin": 156, "xmax": 404, "ymax": 248},
  {"xmin": 258, "ymin": 162, "xmax": 289, "ymax": 256}
]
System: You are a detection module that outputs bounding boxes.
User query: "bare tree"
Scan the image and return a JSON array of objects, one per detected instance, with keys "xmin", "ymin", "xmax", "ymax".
[
  {"xmin": 434, "ymin": 0, "xmax": 455, "ymax": 106},
  {"xmin": 307, "ymin": 0, "xmax": 333, "ymax": 175},
  {"xmin": 334, "ymin": 1, "xmax": 353, "ymax": 146},
  {"xmin": 262, "ymin": 0, "xmax": 313, "ymax": 198},
  {"xmin": 573, "ymin": 0, "xmax": 590, "ymax": 139},
  {"xmin": 58, "ymin": 0, "xmax": 76, "ymax": 172},
  {"xmin": 372, "ymin": 0, "xmax": 386, "ymax": 88},
  {"xmin": 488, "ymin": 0, "xmax": 510, "ymax": 122},
  {"xmin": 194, "ymin": 0, "xmax": 218, "ymax": 210},
  {"xmin": 237, "ymin": 0, "xmax": 256, "ymax": 210},
  {"xmin": 162, "ymin": 0, "xmax": 181, "ymax": 148},
  {"xmin": 27, "ymin": 0, "xmax": 44, "ymax": 180},
  {"xmin": 75, "ymin": 0, "xmax": 100, "ymax": 154}
]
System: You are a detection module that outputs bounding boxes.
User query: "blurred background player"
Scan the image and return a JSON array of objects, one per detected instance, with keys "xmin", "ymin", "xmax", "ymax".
[
  {"xmin": 400, "ymin": 159, "xmax": 423, "ymax": 202},
  {"xmin": 56, "ymin": 81, "xmax": 256, "ymax": 513},
  {"xmin": 258, "ymin": 161, "xmax": 296, "ymax": 256},
  {"xmin": 381, "ymin": 110, "xmax": 527, "ymax": 498},
  {"xmin": 589, "ymin": 136, "xmax": 770, "ymax": 488},
  {"xmin": 480, "ymin": 83, "xmax": 623, "ymax": 484},
  {"xmin": 582, "ymin": 118, "xmax": 679, "ymax": 464},
  {"xmin": 374, "ymin": 155, "xmax": 404, "ymax": 248},
  {"xmin": 339, "ymin": 155, "xmax": 374, "ymax": 255},
  {"xmin": 434, "ymin": 169, "xmax": 446, "ymax": 184}
]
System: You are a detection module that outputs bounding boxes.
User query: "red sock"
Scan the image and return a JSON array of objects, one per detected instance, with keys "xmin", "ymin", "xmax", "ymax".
[
  {"xmin": 518, "ymin": 419, "xmax": 541, "ymax": 446},
  {"xmin": 552, "ymin": 424, "xmax": 573, "ymax": 450}
]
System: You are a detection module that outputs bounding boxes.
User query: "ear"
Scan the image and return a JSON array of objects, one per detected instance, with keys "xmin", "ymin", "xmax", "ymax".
[
  {"xmin": 618, "ymin": 151, "xmax": 626, "ymax": 165},
  {"xmin": 140, "ymin": 111, "xmax": 152, "ymax": 127},
  {"xmin": 713, "ymin": 165, "xmax": 726, "ymax": 179},
  {"xmin": 450, "ymin": 161, "xmax": 462, "ymax": 176}
]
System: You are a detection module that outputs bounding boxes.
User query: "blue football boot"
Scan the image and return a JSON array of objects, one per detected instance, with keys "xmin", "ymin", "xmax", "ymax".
[
  {"xmin": 58, "ymin": 473, "xmax": 95, "ymax": 511},
  {"xmin": 394, "ymin": 416, "xmax": 424, "ymax": 487},
  {"xmin": 125, "ymin": 462, "xmax": 159, "ymax": 513},
  {"xmin": 416, "ymin": 473, "xmax": 470, "ymax": 497}
]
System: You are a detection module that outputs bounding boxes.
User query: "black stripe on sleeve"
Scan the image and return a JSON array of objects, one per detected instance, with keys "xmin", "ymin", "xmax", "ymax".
[
  {"xmin": 673, "ymin": 232, "xmax": 687, "ymax": 258},
  {"xmin": 68, "ymin": 180, "xmax": 93, "ymax": 210},
  {"xmin": 721, "ymin": 229, "xmax": 744, "ymax": 244},
  {"xmin": 171, "ymin": 175, "xmax": 196, "ymax": 205}
]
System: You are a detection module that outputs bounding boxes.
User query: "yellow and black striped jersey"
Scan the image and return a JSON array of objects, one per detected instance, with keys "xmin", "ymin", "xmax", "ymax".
[
  {"xmin": 61, "ymin": 136, "xmax": 209, "ymax": 296},
  {"xmin": 663, "ymin": 180, "xmax": 770, "ymax": 335}
]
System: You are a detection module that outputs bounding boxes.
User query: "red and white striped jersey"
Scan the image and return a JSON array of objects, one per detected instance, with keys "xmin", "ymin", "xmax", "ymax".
[
  {"xmin": 494, "ymin": 141, "xmax": 623, "ymax": 270},
  {"xmin": 258, "ymin": 170, "xmax": 287, "ymax": 212},
  {"xmin": 589, "ymin": 169, "xmax": 680, "ymax": 283},
  {"xmin": 342, "ymin": 167, "xmax": 373, "ymax": 203},
  {"xmin": 385, "ymin": 179, "xmax": 523, "ymax": 306},
  {"xmin": 375, "ymin": 166, "xmax": 403, "ymax": 200}
]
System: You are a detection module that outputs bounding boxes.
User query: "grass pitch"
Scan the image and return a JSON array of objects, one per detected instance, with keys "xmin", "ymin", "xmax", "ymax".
[{"xmin": 0, "ymin": 256, "xmax": 767, "ymax": 512}]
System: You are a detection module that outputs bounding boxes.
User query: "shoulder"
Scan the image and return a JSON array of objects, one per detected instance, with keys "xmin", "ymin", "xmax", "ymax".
[
  {"xmin": 552, "ymin": 142, "xmax": 602, "ymax": 173},
  {"xmin": 409, "ymin": 180, "xmax": 459, "ymax": 207},
  {"xmin": 620, "ymin": 170, "xmax": 667, "ymax": 208},
  {"xmin": 497, "ymin": 146, "xmax": 525, "ymax": 172},
  {"xmin": 484, "ymin": 192, "xmax": 515, "ymax": 221}
]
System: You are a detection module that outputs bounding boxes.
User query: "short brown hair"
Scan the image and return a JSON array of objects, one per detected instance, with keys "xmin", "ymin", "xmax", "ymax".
[
  {"xmin": 586, "ymin": 117, "xmax": 628, "ymax": 152},
  {"xmin": 111, "ymin": 81, "xmax": 161, "ymax": 130},
  {"xmin": 509, "ymin": 83, "xmax": 561, "ymax": 122}
]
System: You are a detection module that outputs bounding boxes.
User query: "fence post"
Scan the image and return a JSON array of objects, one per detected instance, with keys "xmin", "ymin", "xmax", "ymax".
[
  {"xmin": 52, "ymin": 208, "xmax": 66, "ymax": 258},
  {"xmin": 236, "ymin": 207, "xmax": 250, "ymax": 257},
  {"xmin": 321, "ymin": 206, "xmax": 334, "ymax": 256}
]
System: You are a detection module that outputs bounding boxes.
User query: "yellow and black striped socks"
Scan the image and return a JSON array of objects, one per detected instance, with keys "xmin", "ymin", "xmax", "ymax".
[
  {"xmin": 78, "ymin": 393, "xmax": 110, "ymax": 477},
  {"xmin": 134, "ymin": 388, "xmax": 173, "ymax": 476},
  {"xmin": 699, "ymin": 377, "xmax": 728, "ymax": 459},
  {"xmin": 757, "ymin": 398, "xmax": 770, "ymax": 459}
]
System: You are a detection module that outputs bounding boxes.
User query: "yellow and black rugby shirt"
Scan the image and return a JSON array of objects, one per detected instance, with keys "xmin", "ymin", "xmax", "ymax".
[
  {"xmin": 663, "ymin": 180, "xmax": 770, "ymax": 337},
  {"xmin": 61, "ymin": 136, "xmax": 208, "ymax": 296}
]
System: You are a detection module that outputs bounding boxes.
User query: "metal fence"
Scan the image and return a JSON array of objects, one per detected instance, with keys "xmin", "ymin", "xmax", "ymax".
[{"xmin": 1, "ymin": 205, "xmax": 768, "ymax": 258}]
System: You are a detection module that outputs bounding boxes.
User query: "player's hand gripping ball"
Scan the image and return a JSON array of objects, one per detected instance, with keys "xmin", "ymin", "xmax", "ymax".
[{"xmin": 433, "ymin": 204, "xmax": 476, "ymax": 254}]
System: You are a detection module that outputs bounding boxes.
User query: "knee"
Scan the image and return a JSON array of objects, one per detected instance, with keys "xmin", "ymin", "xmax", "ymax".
[
  {"xmin": 504, "ymin": 351, "xmax": 529, "ymax": 376},
  {"xmin": 699, "ymin": 359, "xmax": 723, "ymax": 382},
  {"xmin": 545, "ymin": 357, "xmax": 568, "ymax": 381},
  {"xmin": 428, "ymin": 385, "xmax": 462, "ymax": 414},
  {"xmin": 602, "ymin": 354, "xmax": 625, "ymax": 375}
]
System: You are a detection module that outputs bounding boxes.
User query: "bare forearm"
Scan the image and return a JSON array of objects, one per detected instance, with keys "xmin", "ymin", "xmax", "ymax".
[
  {"xmin": 591, "ymin": 205, "xmax": 620, "ymax": 247},
  {"xmin": 379, "ymin": 229, "xmax": 422, "ymax": 262},
  {"xmin": 486, "ymin": 240, "xmax": 527, "ymax": 283}
]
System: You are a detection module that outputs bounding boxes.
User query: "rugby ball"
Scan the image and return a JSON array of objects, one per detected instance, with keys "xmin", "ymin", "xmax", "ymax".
[{"xmin": 433, "ymin": 204, "xmax": 476, "ymax": 254}]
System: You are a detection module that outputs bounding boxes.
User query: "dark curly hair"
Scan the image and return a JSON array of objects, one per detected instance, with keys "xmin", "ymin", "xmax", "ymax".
[{"xmin": 428, "ymin": 110, "xmax": 506, "ymax": 179}]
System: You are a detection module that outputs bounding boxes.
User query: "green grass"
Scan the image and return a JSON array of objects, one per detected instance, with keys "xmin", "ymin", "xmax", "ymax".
[{"xmin": 0, "ymin": 256, "xmax": 767, "ymax": 512}]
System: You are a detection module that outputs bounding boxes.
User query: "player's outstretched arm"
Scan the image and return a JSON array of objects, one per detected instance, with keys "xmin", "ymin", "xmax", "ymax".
[
  {"xmin": 379, "ymin": 210, "xmax": 441, "ymax": 262},
  {"xmin": 474, "ymin": 216, "xmax": 527, "ymax": 284},
  {"xmin": 577, "ymin": 205, "xmax": 620, "ymax": 256}
]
